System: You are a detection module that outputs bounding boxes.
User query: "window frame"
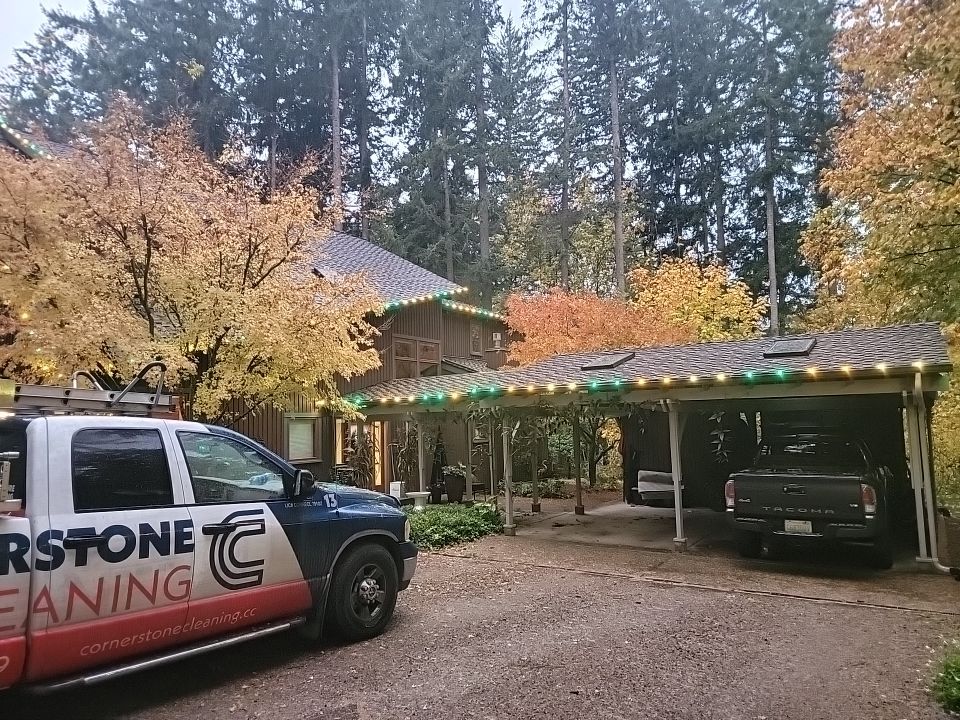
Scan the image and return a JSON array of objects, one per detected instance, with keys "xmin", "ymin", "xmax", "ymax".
[
  {"xmin": 71, "ymin": 427, "xmax": 176, "ymax": 513},
  {"xmin": 177, "ymin": 430, "xmax": 292, "ymax": 505},
  {"xmin": 285, "ymin": 414, "xmax": 321, "ymax": 463},
  {"xmin": 394, "ymin": 334, "xmax": 440, "ymax": 378}
]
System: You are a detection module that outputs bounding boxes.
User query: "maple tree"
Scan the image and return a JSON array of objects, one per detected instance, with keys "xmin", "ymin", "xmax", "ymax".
[
  {"xmin": 801, "ymin": 0, "xmax": 960, "ymax": 326},
  {"xmin": 505, "ymin": 258, "xmax": 764, "ymax": 366},
  {"xmin": 629, "ymin": 259, "xmax": 767, "ymax": 342},
  {"xmin": 503, "ymin": 289, "xmax": 692, "ymax": 367},
  {"xmin": 0, "ymin": 100, "xmax": 380, "ymax": 422}
]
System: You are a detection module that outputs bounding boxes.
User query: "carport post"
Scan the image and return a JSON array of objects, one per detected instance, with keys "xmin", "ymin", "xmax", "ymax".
[
  {"xmin": 416, "ymin": 416, "xmax": 429, "ymax": 493},
  {"xmin": 530, "ymin": 420, "xmax": 540, "ymax": 513},
  {"xmin": 465, "ymin": 417, "xmax": 474, "ymax": 499},
  {"xmin": 667, "ymin": 402, "xmax": 687, "ymax": 552},
  {"xmin": 502, "ymin": 421, "xmax": 516, "ymax": 535},
  {"xmin": 572, "ymin": 412, "xmax": 584, "ymax": 515},
  {"xmin": 905, "ymin": 394, "xmax": 931, "ymax": 560}
]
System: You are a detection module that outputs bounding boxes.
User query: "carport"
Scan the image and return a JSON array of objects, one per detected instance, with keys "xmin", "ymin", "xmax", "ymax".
[{"xmin": 349, "ymin": 323, "xmax": 953, "ymax": 570}]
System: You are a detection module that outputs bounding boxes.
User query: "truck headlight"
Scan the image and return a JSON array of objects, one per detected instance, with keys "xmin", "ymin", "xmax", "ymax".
[{"xmin": 404, "ymin": 518, "xmax": 411, "ymax": 542}]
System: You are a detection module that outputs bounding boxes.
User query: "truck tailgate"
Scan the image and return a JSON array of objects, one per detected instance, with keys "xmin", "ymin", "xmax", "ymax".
[{"xmin": 731, "ymin": 471, "xmax": 865, "ymax": 523}]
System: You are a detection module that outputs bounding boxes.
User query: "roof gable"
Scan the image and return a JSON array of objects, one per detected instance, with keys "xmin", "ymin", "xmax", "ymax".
[{"xmin": 306, "ymin": 230, "xmax": 465, "ymax": 303}]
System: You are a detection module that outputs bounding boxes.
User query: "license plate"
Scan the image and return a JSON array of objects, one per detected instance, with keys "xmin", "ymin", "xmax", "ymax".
[{"xmin": 784, "ymin": 519, "xmax": 813, "ymax": 534}]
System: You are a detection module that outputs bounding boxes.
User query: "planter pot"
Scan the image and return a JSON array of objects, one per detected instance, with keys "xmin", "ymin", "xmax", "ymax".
[
  {"xmin": 430, "ymin": 488, "xmax": 444, "ymax": 504},
  {"xmin": 444, "ymin": 474, "xmax": 466, "ymax": 503}
]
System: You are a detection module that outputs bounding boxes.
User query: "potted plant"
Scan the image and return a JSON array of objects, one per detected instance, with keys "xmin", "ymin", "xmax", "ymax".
[
  {"xmin": 428, "ymin": 474, "xmax": 445, "ymax": 504},
  {"xmin": 442, "ymin": 464, "xmax": 468, "ymax": 504}
]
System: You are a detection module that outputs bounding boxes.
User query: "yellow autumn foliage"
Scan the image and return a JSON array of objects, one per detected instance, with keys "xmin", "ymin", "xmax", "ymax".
[
  {"xmin": 629, "ymin": 259, "xmax": 767, "ymax": 342},
  {"xmin": 0, "ymin": 100, "xmax": 380, "ymax": 422}
]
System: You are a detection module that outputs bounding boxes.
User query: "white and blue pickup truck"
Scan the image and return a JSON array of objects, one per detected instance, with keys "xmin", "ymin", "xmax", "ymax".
[{"xmin": 0, "ymin": 379, "xmax": 417, "ymax": 692}]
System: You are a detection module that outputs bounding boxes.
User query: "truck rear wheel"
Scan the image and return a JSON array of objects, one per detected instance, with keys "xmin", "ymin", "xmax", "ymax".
[
  {"xmin": 735, "ymin": 530, "xmax": 763, "ymax": 558},
  {"xmin": 327, "ymin": 543, "xmax": 399, "ymax": 642},
  {"xmin": 867, "ymin": 535, "xmax": 894, "ymax": 570}
]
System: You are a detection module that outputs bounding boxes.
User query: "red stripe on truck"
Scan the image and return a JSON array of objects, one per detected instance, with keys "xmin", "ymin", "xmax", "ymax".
[
  {"xmin": 0, "ymin": 635, "xmax": 26, "ymax": 689},
  {"xmin": 24, "ymin": 580, "xmax": 312, "ymax": 682}
]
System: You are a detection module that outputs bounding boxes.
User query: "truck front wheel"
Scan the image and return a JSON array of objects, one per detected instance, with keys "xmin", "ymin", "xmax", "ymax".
[
  {"xmin": 327, "ymin": 543, "xmax": 399, "ymax": 642},
  {"xmin": 735, "ymin": 530, "xmax": 763, "ymax": 559}
]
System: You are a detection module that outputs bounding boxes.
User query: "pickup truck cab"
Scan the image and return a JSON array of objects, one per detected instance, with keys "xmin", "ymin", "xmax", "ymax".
[
  {"xmin": 725, "ymin": 432, "xmax": 892, "ymax": 569},
  {"xmin": 0, "ymin": 413, "xmax": 417, "ymax": 691}
]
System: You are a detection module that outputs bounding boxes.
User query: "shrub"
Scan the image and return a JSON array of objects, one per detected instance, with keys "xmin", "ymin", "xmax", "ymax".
[
  {"xmin": 501, "ymin": 478, "xmax": 573, "ymax": 499},
  {"xmin": 933, "ymin": 645, "xmax": 960, "ymax": 713},
  {"xmin": 404, "ymin": 503, "xmax": 503, "ymax": 550}
]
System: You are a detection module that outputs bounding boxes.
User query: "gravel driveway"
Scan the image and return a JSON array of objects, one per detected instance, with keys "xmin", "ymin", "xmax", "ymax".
[{"xmin": 6, "ymin": 537, "xmax": 959, "ymax": 720}]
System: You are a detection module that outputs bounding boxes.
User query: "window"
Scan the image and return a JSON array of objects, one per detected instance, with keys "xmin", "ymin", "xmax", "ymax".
[
  {"xmin": 757, "ymin": 436, "xmax": 866, "ymax": 470},
  {"xmin": 287, "ymin": 418, "xmax": 318, "ymax": 461},
  {"xmin": 470, "ymin": 322, "xmax": 482, "ymax": 356},
  {"xmin": 72, "ymin": 429, "xmax": 174, "ymax": 511},
  {"xmin": 395, "ymin": 336, "xmax": 440, "ymax": 378},
  {"xmin": 178, "ymin": 432, "xmax": 286, "ymax": 504}
]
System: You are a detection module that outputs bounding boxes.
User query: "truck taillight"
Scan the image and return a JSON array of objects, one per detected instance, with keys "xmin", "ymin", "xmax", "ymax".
[
  {"xmin": 860, "ymin": 483, "xmax": 877, "ymax": 515},
  {"xmin": 724, "ymin": 479, "xmax": 735, "ymax": 509}
]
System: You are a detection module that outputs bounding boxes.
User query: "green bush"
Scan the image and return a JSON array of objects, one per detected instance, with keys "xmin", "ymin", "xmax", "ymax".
[
  {"xmin": 500, "ymin": 478, "xmax": 573, "ymax": 499},
  {"xmin": 933, "ymin": 645, "xmax": 960, "ymax": 713},
  {"xmin": 404, "ymin": 503, "xmax": 503, "ymax": 550}
]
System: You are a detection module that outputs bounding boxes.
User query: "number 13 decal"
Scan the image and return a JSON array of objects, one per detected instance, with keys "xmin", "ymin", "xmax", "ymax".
[{"xmin": 323, "ymin": 494, "xmax": 338, "ymax": 508}]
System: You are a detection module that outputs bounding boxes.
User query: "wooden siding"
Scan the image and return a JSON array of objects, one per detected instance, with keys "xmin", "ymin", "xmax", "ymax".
[
  {"xmin": 440, "ymin": 306, "xmax": 508, "ymax": 367},
  {"xmin": 226, "ymin": 397, "xmax": 331, "ymax": 478},
  {"xmin": 338, "ymin": 314, "xmax": 395, "ymax": 395}
]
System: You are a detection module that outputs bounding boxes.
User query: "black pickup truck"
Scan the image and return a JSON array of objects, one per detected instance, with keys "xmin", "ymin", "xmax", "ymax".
[{"xmin": 725, "ymin": 432, "xmax": 893, "ymax": 569}]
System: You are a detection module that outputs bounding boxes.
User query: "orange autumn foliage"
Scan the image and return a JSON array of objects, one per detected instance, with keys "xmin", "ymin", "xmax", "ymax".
[{"xmin": 504, "ymin": 289, "xmax": 693, "ymax": 366}]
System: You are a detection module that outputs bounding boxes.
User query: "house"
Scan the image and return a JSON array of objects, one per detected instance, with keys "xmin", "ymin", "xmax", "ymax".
[{"xmin": 231, "ymin": 230, "xmax": 510, "ymax": 491}]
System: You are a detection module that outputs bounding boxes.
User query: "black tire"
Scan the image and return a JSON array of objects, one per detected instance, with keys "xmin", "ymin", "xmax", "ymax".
[
  {"xmin": 867, "ymin": 535, "xmax": 894, "ymax": 570},
  {"xmin": 326, "ymin": 543, "xmax": 399, "ymax": 642},
  {"xmin": 735, "ymin": 530, "xmax": 763, "ymax": 559}
]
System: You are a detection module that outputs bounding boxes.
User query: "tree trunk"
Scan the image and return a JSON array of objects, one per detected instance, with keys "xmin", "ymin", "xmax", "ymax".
[
  {"xmin": 559, "ymin": 0, "xmax": 572, "ymax": 290},
  {"xmin": 359, "ymin": 11, "xmax": 372, "ymax": 239},
  {"xmin": 330, "ymin": 43, "xmax": 343, "ymax": 231},
  {"xmin": 714, "ymin": 158, "xmax": 726, "ymax": 261},
  {"xmin": 763, "ymin": 75, "xmax": 779, "ymax": 336},
  {"xmin": 268, "ymin": 132, "xmax": 277, "ymax": 195},
  {"xmin": 443, "ymin": 146, "xmax": 454, "ymax": 281},
  {"xmin": 475, "ymin": 42, "xmax": 491, "ymax": 307},
  {"xmin": 609, "ymin": 57, "xmax": 625, "ymax": 294}
]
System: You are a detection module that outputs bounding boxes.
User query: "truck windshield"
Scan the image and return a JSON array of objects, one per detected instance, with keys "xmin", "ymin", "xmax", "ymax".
[{"xmin": 755, "ymin": 436, "xmax": 866, "ymax": 470}]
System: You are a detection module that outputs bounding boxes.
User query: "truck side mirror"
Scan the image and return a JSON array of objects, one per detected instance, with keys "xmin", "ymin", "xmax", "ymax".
[{"xmin": 293, "ymin": 469, "xmax": 315, "ymax": 499}]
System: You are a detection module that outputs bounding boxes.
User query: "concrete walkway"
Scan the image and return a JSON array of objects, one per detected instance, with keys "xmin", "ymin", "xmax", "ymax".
[{"xmin": 515, "ymin": 501, "xmax": 727, "ymax": 552}]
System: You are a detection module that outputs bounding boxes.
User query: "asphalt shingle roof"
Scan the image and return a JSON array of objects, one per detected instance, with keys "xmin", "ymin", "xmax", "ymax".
[
  {"xmin": 306, "ymin": 230, "xmax": 465, "ymax": 303},
  {"xmin": 352, "ymin": 323, "xmax": 952, "ymax": 408}
]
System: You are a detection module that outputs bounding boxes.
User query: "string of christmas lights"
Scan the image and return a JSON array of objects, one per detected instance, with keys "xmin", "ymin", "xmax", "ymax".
[
  {"xmin": 439, "ymin": 299, "xmax": 504, "ymax": 321},
  {"xmin": 0, "ymin": 114, "xmax": 52, "ymax": 160},
  {"xmin": 348, "ymin": 361, "xmax": 932, "ymax": 410},
  {"xmin": 381, "ymin": 287, "xmax": 467, "ymax": 312}
]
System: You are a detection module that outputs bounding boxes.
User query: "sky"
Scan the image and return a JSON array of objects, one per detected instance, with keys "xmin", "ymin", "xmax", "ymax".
[{"xmin": 0, "ymin": 0, "xmax": 526, "ymax": 73}]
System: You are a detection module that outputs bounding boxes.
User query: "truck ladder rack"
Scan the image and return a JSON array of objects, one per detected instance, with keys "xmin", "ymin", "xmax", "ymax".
[{"xmin": 0, "ymin": 361, "xmax": 176, "ymax": 417}]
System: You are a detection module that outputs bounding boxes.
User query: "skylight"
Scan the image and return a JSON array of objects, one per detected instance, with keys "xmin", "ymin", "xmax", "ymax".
[
  {"xmin": 763, "ymin": 338, "xmax": 816, "ymax": 358},
  {"xmin": 580, "ymin": 352, "xmax": 635, "ymax": 371}
]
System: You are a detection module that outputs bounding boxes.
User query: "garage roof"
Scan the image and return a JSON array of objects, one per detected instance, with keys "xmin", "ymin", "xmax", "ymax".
[{"xmin": 350, "ymin": 323, "xmax": 952, "ymax": 411}]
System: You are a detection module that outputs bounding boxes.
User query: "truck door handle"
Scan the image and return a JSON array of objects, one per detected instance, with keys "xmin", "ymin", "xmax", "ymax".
[
  {"xmin": 63, "ymin": 534, "xmax": 106, "ymax": 549},
  {"xmin": 201, "ymin": 520, "xmax": 261, "ymax": 536},
  {"xmin": 783, "ymin": 484, "xmax": 806, "ymax": 495}
]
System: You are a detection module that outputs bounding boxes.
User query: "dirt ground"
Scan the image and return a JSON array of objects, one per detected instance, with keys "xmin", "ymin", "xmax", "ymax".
[
  {"xmin": 7, "ymin": 535, "xmax": 959, "ymax": 720},
  {"xmin": 509, "ymin": 487, "xmax": 622, "ymax": 515}
]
